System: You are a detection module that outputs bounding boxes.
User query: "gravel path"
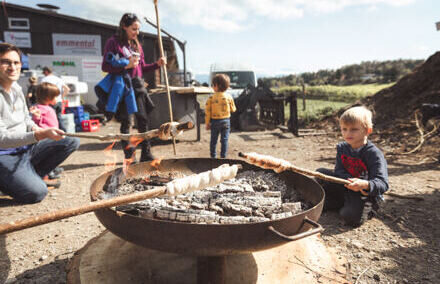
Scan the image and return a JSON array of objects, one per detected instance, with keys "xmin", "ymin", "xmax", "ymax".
[{"xmin": 0, "ymin": 121, "xmax": 438, "ymax": 283}]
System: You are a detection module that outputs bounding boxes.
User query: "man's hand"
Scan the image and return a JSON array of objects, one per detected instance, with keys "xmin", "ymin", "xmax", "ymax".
[
  {"xmin": 34, "ymin": 128, "xmax": 65, "ymax": 141},
  {"xmin": 206, "ymin": 123, "xmax": 211, "ymax": 130},
  {"xmin": 345, "ymin": 178, "xmax": 369, "ymax": 196}
]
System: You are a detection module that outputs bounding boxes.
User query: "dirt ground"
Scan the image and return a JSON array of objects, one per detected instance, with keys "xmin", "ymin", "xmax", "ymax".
[{"xmin": 0, "ymin": 121, "xmax": 439, "ymax": 284}]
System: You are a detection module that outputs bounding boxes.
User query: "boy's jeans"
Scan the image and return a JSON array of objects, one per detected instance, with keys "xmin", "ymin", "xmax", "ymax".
[
  {"xmin": 0, "ymin": 137, "xmax": 80, "ymax": 204},
  {"xmin": 210, "ymin": 118, "xmax": 230, "ymax": 158},
  {"xmin": 315, "ymin": 168, "xmax": 379, "ymax": 227}
]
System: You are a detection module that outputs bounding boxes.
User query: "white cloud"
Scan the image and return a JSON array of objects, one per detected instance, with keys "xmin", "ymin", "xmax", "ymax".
[{"xmin": 67, "ymin": 0, "xmax": 417, "ymax": 33}]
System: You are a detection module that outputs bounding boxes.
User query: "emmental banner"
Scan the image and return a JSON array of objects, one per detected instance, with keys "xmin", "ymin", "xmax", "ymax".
[{"xmin": 52, "ymin": 33, "xmax": 101, "ymax": 56}]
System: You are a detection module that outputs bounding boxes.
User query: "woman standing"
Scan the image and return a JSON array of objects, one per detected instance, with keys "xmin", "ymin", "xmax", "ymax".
[{"xmin": 99, "ymin": 13, "xmax": 166, "ymax": 162}]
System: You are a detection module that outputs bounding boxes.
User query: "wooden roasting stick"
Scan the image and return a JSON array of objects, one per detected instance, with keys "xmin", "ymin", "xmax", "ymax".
[
  {"xmin": 239, "ymin": 152, "xmax": 349, "ymax": 185},
  {"xmin": 64, "ymin": 121, "xmax": 193, "ymax": 141},
  {"xmin": 0, "ymin": 164, "xmax": 241, "ymax": 235},
  {"xmin": 239, "ymin": 152, "xmax": 424, "ymax": 201},
  {"xmin": 154, "ymin": 0, "xmax": 177, "ymax": 155}
]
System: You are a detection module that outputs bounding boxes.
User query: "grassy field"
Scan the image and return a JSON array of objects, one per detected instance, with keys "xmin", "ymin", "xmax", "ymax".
[
  {"xmin": 289, "ymin": 99, "xmax": 349, "ymax": 123},
  {"xmin": 197, "ymin": 83, "xmax": 393, "ymax": 124},
  {"xmin": 275, "ymin": 83, "xmax": 393, "ymax": 102}
]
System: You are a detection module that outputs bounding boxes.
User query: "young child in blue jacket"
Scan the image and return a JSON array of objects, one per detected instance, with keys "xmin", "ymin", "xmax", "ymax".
[{"xmin": 316, "ymin": 106, "xmax": 388, "ymax": 227}]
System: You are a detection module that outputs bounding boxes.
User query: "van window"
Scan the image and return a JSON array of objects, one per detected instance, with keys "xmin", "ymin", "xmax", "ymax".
[{"xmin": 212, "ymin": 71, "xmax": 255, "ymax": 89}]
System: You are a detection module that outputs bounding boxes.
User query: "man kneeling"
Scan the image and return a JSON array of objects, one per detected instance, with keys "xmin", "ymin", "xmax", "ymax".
[{"xmin": 0, "ymin": 43, "xmax": 80, "ymax": 203}]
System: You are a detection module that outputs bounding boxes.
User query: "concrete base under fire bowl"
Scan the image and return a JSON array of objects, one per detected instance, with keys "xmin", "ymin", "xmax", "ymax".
[{"xmin": 67, "ymin": 230, "xmax": 347, "ymax": 284}]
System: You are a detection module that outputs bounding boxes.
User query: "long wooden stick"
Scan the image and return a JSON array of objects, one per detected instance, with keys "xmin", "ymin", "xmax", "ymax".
[
  {"xmin": 154, "ymin": 0, "xmax": 177, "ymax": 155},
  {"xmin": 239, "ymin": 152, "xmax": 422, "ymax": 201},
  {"xmin": 239, "ymin": 152, "xmax": 349, "ymax": 185},
  {"xmin": 0, "ymin": 186, "xmax": 167, "ymax": 235},
  {"xmin": 64, "ymin": 121, "xmax": 193, "ymax": 141},
  {"xmin": 0, "ymin": 163, "xmax": 241, "ymax": 235}
]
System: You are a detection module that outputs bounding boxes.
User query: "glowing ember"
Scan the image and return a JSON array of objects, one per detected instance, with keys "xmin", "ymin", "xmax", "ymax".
[{"xmin": 149, "ymin": 158, "xmax": 162, "ymax": 169}]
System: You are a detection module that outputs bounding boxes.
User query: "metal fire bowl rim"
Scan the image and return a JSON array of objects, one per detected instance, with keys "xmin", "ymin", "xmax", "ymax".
[{"xmin": 90, "ymin": 157, "xmax": 325, "ymax": 227}]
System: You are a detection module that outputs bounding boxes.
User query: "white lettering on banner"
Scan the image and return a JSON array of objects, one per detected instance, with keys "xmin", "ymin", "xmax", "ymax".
[{"xmin": 52, "ymin": 34, "xmax": 101, "ymax": 56}]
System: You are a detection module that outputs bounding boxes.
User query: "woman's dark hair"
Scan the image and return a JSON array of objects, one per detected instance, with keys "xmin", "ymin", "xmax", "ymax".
[
  {"xmin": 36, "ymin": 82, "xmax": 60, "ymax": 104},
  {"xmin": 0, "ymin": 42, "xmax": 22, "ymax": 59},
  {"xmin": 211, "ymin": 74, "xmax": 230, "ymax": 92},
  {"xmin": 117, "ymin": 13, "xmax": 141, "ymax": 52}
]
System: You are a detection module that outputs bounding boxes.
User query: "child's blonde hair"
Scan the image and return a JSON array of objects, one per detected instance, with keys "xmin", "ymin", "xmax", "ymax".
[{"xmin": 339, "ymin": 106, "xmax": 373, "ymax": 130}]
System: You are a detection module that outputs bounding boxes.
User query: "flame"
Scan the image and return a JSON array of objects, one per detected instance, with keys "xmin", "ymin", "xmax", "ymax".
[
  {"xmin": 150, "ymin": 158, "xmax": 162, "ymax": 170},
  {"xmin": 103, "ymin": 141, "xmax": 117, "ymax": 171},
  {"xmin": 104, "ymin": 141, "xmax": 116, "ymax": 152},
  {"xmin": 128, "ymin": 136, "xmax": 144, "ymax": 149},
  {"xmin": 123, "ymin": 154, "xmax": 136, "ymax": 176}
]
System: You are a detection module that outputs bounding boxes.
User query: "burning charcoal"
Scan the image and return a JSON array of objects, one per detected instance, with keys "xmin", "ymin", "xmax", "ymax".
[
  {"xmin": 215, "ymin": 181, "xmax": 253, "ymax": 193},
  {"xmin": 134, "ymin": 184, "xmax": 145, "ymax": 191},
  {"xmin": 270, "ymin": 211, "xmax": 293, "ymax": 220},
  {"xmin": 156, "ymin": 209, "xmax": 172, "ymax": 220},
  {"xmin": 248, "ymin": 217, "xmax": 270, "ymax": 223},
  {"xmin": 190, "ymin": 202, "xmax": 206, "ymax": 210},
  {"xmin": 108, "ymin": 169, "xmax": 309, "ymax": 224},
  {"xmin": 208, "ymin": 204, "xmax": 224, "ymax": 214},
  {"xmin": 220, "ymin": 201, "xmax": 253, "ymax": 217},
  {"xmin": 253, "ymin": 210, "xmax": 266, "ymax": 218},
  {"xmin": 282, "ymin": 202, "xmax": 303, "ymax": 214},
  {"xmin": 262, "ymin": 191, "xmax": 282, "ymax": 198},
  {"xmin": 103, "ymin": 168, "xmax": 125, "ymax": 194},
  {"xmin": 140, "ymin": 208, "xmax": 156, "ymax": 218}
]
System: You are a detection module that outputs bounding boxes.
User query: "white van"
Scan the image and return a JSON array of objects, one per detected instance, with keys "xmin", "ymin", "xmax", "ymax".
[{"xmin": 209, "ymin": 63, "xmax": 257, "ymax": 98}]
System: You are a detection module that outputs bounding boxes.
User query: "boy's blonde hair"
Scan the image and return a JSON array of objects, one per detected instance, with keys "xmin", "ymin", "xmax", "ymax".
[{"xmin": 339, "ymin": 106, "xmax": 373, "ymax": 130}]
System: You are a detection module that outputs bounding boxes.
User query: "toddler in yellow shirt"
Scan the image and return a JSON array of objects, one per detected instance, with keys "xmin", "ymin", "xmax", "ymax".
[{"xmin": 205, "ymin": 74, "xmax": 236, "ymax": 158}]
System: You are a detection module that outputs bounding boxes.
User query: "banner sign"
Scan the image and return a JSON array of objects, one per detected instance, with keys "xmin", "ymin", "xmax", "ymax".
[
  {"xmin": 81, "ymin": 59, "xmax": 103, "ymax": 82},
  {"xmin": 52, "ymin": 34, "xmax": 101, "ymax": 56},
  {"xmin": 4, "ymin": 31, "xmax": 31, "ymax": 48}
]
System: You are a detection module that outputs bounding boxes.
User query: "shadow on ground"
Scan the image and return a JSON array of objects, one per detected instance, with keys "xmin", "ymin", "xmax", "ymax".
[
  {"xmin": 320, "ymin": 189, "xmax": 440, "ymax": 282},
  {"xmin": 12, "ymin": 259, "xmax": 68, "ymax": 284},
  {"xmin": 0, "ymin": 235, "xmax": 10, "ymax": 283}
]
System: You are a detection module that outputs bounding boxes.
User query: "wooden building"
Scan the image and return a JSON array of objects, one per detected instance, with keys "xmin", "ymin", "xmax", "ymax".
[{"xmin": 0, "ymin": 2, "xmax": 178, "ymax": 86}]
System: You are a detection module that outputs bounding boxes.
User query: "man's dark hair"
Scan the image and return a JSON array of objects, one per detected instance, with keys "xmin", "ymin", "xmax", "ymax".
[
  {"xmin": 42, "ymin": 66, "xmax": 52, "ymax": 74},
  {"xmin": 211, "ymin": 74, "xmax": 230, "ymax": 92},
  {"xmin": 0, "ymin": 43, "xmax": 22, "ymax": 59}
]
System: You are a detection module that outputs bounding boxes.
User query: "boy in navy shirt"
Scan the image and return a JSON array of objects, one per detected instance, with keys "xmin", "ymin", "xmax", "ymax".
[{"xmin": 317, "ymin": 106, "xmax": 388, "ymax": 227}]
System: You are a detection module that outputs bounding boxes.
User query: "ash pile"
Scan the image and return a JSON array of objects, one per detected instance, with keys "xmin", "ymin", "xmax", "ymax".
[{"xmin": 114, "ymin": 171, "xmax": 311, "ymax": 224}]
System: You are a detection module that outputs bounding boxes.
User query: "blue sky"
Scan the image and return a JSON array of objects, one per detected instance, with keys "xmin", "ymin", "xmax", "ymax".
[{"xmin": 6, "ymin": 0, "xmax": 440, "ymax": 78}]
